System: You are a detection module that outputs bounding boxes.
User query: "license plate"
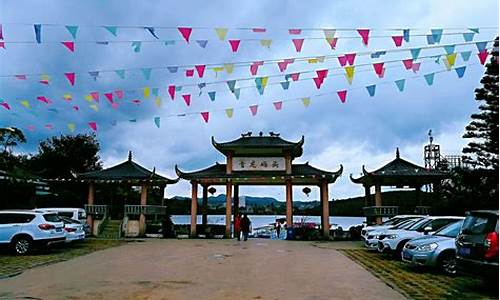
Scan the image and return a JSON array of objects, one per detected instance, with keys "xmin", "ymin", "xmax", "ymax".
[
  {"xmin": 458, "ymin": 247, "xmax": 470, "ymax": 256},
  {"xmin": 56, "ymin": 228, "xmax": 62, "ymax": 232}
]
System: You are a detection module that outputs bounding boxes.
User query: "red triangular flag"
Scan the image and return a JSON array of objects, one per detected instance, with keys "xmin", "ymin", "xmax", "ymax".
[
  {"xmin": 15, "ymin": 75, "xmax": 27, "ymax": 80},
  {"xmin": 290, "ymin": 73, "xmax": 300, "ymax": 81},
  {"xmin": 478, "ymin": 50, "xmax": 488, "ymax": 65},
  {"xmin": 90, "ymin": 92, "xmax": 99, "ymax": 102},
  {"xmin": 250, "ymin": 64, "xmax": 259, "ymax": 75},
  {"xmin": 229, "ymin": 40, "xmax": 240, "ymax": 52},
  {"xmin": 168, "ymin": 85, "xmax": 175, "ymax": 100},
  {"xmin": 178, "ymin": 27, "xmax": 192, "ymax": 43},
  {"xmin": 392, "ymin": 36, "xmax": 403, "ymax": 47},
  {"xmin": 316, "ymin": 69, "xmax": 328, "ymax": 80},
  {"xmin": 185, "ymin": 69, "xmax": 194, "ymax": 77},
  {"xmin": 327, "ymin": 38, "xmax": 338, "ymax": 49},
  {"xmin": 249, "ymin": 105, "xmax": 258, "ymax": 116},
  {"xmin": 357, "ymin": 29, "xmax": 370, "ymax": 46},
  {"xmin": 201, "ymin": 112, "xmax": 209, "ymax": 123},
  {"xmin": 195, "ymin": 65, "xmax": 206, "ymax": 77},
  {"xmin": 345, "ymin": 53, "xmax": 356, "ymax": 65},
  {"xmin": 64, "ymin": 72, "xmax": 75, "ymax": 86},
  {"xmin": 373, "ymin": 63, "xmax": 384, "ymax": 76},
  {"xmin": 132, "ymin": 99, "xmax": 141, "ymax": 105},
  {"xmin": 0, "ymin": 102, "xmax": 10, "ymax": 110},
  {"xmin": 182, "ymin": 94, "xmax": 191, "ymax": 106},
  {"xmin": 0, "ymin": 42, "xmax": 5, "ymax": 49},
  {"xmin": 104, "ymin": 93, "xmax": 113, "ymax": 103},
  {"xmin": 338, "ymin": 55, "xmax": 347, "ymax": 67},
  {"xmin": 288, "ymin": 29, "xmax": 302, "ymax": 35},
  {"xmin": 313, "ymin": 77, "xmax": 323, "ymax": 89},
  {"xmin": 277, "ymin": 61, "xmax": 288, "ymax": 72},
  {"xmin": 88, "ymin": 122, "xmax": 97, "ymax": 131},
  {"xmin": 292, "ymin": 39, "xmax": 304, "ymax": 52},
  {"xmin": 412, "ymin": 62, "xmax": 421, "ymax": 73},
  {"xmin": 61, "ymin": 41, "xmax": 75, "ymax": 52},
  {"xmin": 115, "ymin": 90, "xmax": 124, "ymax": 99},
  {"xmin": 402, "ymin": 59, "xmax": 413, "ymax": 70},
  {"xmin": 337, "ymin": 90, "xmax": 347, "ymax": 103},
  {"xmin": 273, "ymin": 101, "xmax": 283, "ymax": 110}
]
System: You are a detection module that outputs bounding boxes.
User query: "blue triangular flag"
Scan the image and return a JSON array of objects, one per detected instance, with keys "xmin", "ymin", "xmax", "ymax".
[
  {"xmin": 426, "ymin": 34, "xmax": 436, "ymax": 45},
  {"xmin": 131, "ymin": 41, "xmax": 141, "ymax": 52},
  {"xmin": 461, "ymin": 51, "xmax": 472, "ymax": 62},
  {"xmin": 410, "ymin": 48, "xmax": 421, "ymax": 60},
  {"xmin": 227, "ymin": 80, "xmax": 236, "ymax": 93},
  {"xmin": 366, "ymin": 85, "xmax": 376, "ymax": 97},
  {"xmin": 280, "ymin": 81, "xmax": 290, "ymax": 90},
  {"xmin": 152, "ymin": 88, "xmax": 159, "ymax": 96},
  {"xmin": 444, "ymin": 45, "xmax": 455, "ymax": 55},
  {"xmin": 164, "ymin": 40, "xmax": 176, "ymax": 46},
  {"xmin": 196, "ymin": 40, "xmax": 208, "ymax": 48},
  {"xmin": 469, "ymin": 28, "xmax": 480, "ymax": 34},
  {"xmin": 198, "ymin": 83, "xmax": 206, "ymax": 96},
  {"xmin": 431, "ymin": 29, "xmax": 443, "ymax": 43},
  {"xmin": 462, "ymin": 33, "xmax": 475, "ymax": 42},
  {"xmin": 371, "ymin": 51, "xmax": 386, "ymax": 59},
  {"xmin": 175, "ymin": 86, "xmax": 182, "ymax": 92},
  {"xmin": 167, "ymin": 66, "xmax": 178, "ymax": 73},
  {"xmin": 395, "ymin": 79, "xmax": 405, "ymax": 92},
  {"xmin": 233, "ymin": 88, "xmax": 241, "ymax": 100},
  {"xmin": 115, "ymin": 70, "xmax": 125, "ymax": 79},
  {"xmin": 144, "ymin": 27, "xmax": 159, "ymax": 39},
  {"xmin": 403, "ymin": 29, "xmax": 410, "ymax": 42},
  {"xmin": 141, "ymin": 68, "xmax": 152, "ymax": 80},
  {"xmin": 476, "ymin": 41, "xmax": 488, "ymax": 52},
  {"xmin": 96, "ymin": 41, "xmax": 109, "ymax": 45},
  {"xmin": 48, "ymin": 108, "xmax": 58, "ymax": 113},
  {"xmin": 424, "ymin": 73, "xmax": 435, "ymax": 86},
  {"xmin": 104, "ymin": 26, "xmax": 118, "ymax": 36},
  {"xmin": 154, "ymin": 117, "xmax": 160, "ymax": 128},
  {"xmin": 455, "ymin": 66, "xmax": 466, "ymax": 78},
  {"xmin": 65, "ymin": 25, "xmax": 78, "ymax": 39},
  {"xmin": 208, "ymin": 91, "xmax": 216, "ymax": 101},
  {"xmin": 34, "ymin": 24, "xmax": 42, "ymax": 43},
  {"xmin": 129, "ymin": 119, "xmax": 137, "ymax": 123},
  {"xmin": 88, "ymin": 71, "xmax": 99, "ymax": 81},
  {"xmin": 255, "ymin": 77, "xmax": 265, "ymax": 95}
]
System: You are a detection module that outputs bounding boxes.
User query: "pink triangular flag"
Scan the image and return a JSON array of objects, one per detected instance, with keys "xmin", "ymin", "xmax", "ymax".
[
  {"xmin": 338, "ymin": 55, "xmax": 347, "ymax": 67},
  {"xmin": 252, "ymin": 28, "xmax": 266, "ymax": 33},
  {"xmin": 345, "ymin": 53, "xmax": 356, "ymax": 65},
  {"xmin": 229, "ymin": 40, "xmax": 240, "ymax": 52},
  {"xmin": 378, "ymin": 68, "xmax": 385, "ymax": 78},
  {"xmin": 178, "ymin": 27, "xmax": 192, "ymax": 43},
  {"xmin": 64, "ymin": 72, "xmax": 75, "ymax": 86},
  {"xmin": 373, "ymin": 63, "xmax": 384, "ymax": 76},
  {"xmin": 0, "ymin": 42, "xmax": 5, "ymax": 49},
  {"xmin": 73, "ymin": 105, "xmax": 79, "ymax": 111},
  {"xmin": 392, "ymin": 36, "xmax": 403, "ymax": 47},
  {"xmin": 201, "ymin": 112, "xmax": 209, "ymax": 123},
  {"xmin": 357, "ymin": 29, "xmax": 370, "ymax": 46},
  {"xmin": 0, "ymin": 25, "xmax": 3, "ymax": 40},
  {"xmin": 185, "ymin": 69, "xmax": 194, "ymax": 77},
  {"xmin": 313, "ymin": 77, "xmax": 323, "ymax": 89},
  {"xmin": 288, "ymin": 29, "xmax": 302, "ymax": 35},
  {"xmin": 412, "ymin": 62, "xmax": 421, "ymax": 73},
  {"xmin": 61, "ymin": 41, "xmax": 75, "ymax": 52},
  {"xmin": 90, "ymin": 92, "xmax": 99, "ymax": 102},
  {"xmin": 277, "ymin": 61, "xmax": 288, "ymax": 72},
  {"xmin": 115, "ymin": 90, "xmax": 124, "ymax": 99},
  {"xmin": 132, "ymin": 99, "xmax": 141, "ymax": 105},
  {"xmin": 0, "ymin": 102, "xmax": 10, "ymax": 110},
  {"xmin": 290, "ymin": 73, "xmax": 300, "ymax": 81},
  {"xmin": 182, "ymin": 94, "xmax": 191, "ymax": 106},
  {"xmin": 337, "ymin": 90, "xmax": 347, "ymax": 103},
  {"xmin": 195, "ymin": 65, "xmax": 206, "ymax": 77},
  {"xmin": 37, "ymin": 96, "xmax": 50, "ymax": 104},
  {"xmin": 104, "ymin": 93, "xmax": 114, "ymax": 103},
  {"xmin": 478, "ymin": 50, "xmax": 488, "ymax": 65},
  {"xmin": 250, "ymin": 64, "xmax": 259, "ymax": 76},
  {"xmin": 168, "ymin": 85, "xmax": 175, "ymax": 100},
  {"xmin": 15, "ymin": 75, "xmax": 27, "ymax": 80},
  {"xmin": 249, "ymin": 105, "xmax": 258, "ymax": 116},
  {"xmin": 111, "ymin": 102, "xmax": 119, "ymax": 109},
  {"xmin": 88, "ymin": 122, "xmax": 97, "ymax": 132},
  {"xmin": 327, "ymin": 37, "xmax": 338, "ymax": 49},
  {"xmin": 292, "ymin": 39, "xmax": 304, "ymax": 52},
  {"xmin": 273, "ymin": 101, "xmax": 282, "ymax": 110},
  {"xmin": 402, "ymin": 59, "xmax": 413, "ymax": 70},
  {"xmin": 316, "ymin": 69, "xmax": 328, "ymax": 80}
]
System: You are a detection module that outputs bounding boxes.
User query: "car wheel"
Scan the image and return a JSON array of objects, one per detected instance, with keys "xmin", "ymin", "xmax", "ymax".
[
  {"xmin": 438, "ymin": 252, "xmax": 457, "ymax": 275},
  {"xmin": 395, "ymin": 241, "xmax": 408, "ymax": 259},
  {"xmin": 12, "ymin": 236, "xmax": 32, "ymax": 255}
]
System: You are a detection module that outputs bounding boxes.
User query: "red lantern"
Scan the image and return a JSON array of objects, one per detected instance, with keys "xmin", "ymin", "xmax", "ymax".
[{"xmin": 302, "ymin": 187, "xmax": 311, "ymax": 197}]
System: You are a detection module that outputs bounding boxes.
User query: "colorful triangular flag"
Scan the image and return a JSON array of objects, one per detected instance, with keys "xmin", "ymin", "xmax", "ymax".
[
  {"xmin": 301, "ymin": 97, "xmax": 310, "ymax": 108},
  {"xmin": 424, "ymin": 73, "xmax": 435, "ymax": 86},
  {"xmin": 103, "ymin": 26, "xmax": 118, "ymax": 36},
  {"xmin": 249, "ymin": 105, "xmax": 258, "ymax": 116},
  {"xmin": 178, "ymin": 27, "xmax": 192, "ymax": 43},
  {"xmin": 395, "ymin": 79, "xmax": 406, "ymax": 92},
  {"xmin": 455, "ymin": 66, "xmax": 466, "ymax": 78},
  {"xmin": 273, "ymin": 101, "xmax": 283, "ymax": 111},
  {"xmin": 215, "ymin": 28, "xmax": 228, "ymax": 40},
  {"xmin": 64, "ymin": 73, "xmax": 75, "ymax": 86},
  {"xmin": 292, "ymin": 39, "xmax": 304, "ymax": 52},
  {"xmin": 366, "ymin": 85, "xmax": 376, "ymax": 97},
  {"xmin": 229, "ymin": 40, "xmax": 240, "ymax": 52},
  {"xmin": 65, "ymin": 25, "xmax": 78, "ymax": 39},
  {"xmin": 61, "ymin": 41, "xmax": 74, "ymax": 52},
  {"xmin": 196, "ymin": 40, "xmax": 208, "ymax": 48},
  {"xmin": 201, "ymin": 112, "xmax": 209, "ymax": 123},
  {"xmin": 357, "ymin": 29, "xmax": 370, "ymax": 46}
]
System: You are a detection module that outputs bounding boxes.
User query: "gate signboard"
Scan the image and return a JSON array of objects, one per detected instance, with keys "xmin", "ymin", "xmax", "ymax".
[{"xmin": 232, "ymin": 157, "xmax": 286, "ymax": 171}]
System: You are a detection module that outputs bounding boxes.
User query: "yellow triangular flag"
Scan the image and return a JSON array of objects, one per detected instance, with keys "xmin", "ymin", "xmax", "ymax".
[
  {"xmin": 143, "ymin": 87, "xmax": 150, "ymax": 99},
  {"xmin": 261, "ymin": 76, "xmax": 269, "ymax": 88},
  {"xmin": 215, "ymin": 28, "xmax": 228, "ymax": 40},
  {"xmin": 323, "ymin": 29, "xmax": 336, "ymax": 39},
  {"xmin": 225, "ymin": 108, "xmax": 234, "ymax": 118},
  {"xmin": 63, "ymin": 93, "xmax": 72, "ymax": 101},
  {"xmin": 67, "ymin": 123, "xmax": 76, "ymax": 132},
  {"xmin": 84, "ymin": 95, "xmax": 93, "ymax": 102},
  {"xmin": 90, "ymin": 104, "xmax": 99, "ymax": 111},
  {"xmin": 445, "ymin": 53, "xmax": 457, "ymax": 67},
  {"xmin": 301, "ymin": 97, "xmax": 310, "ymax": 108},
  {"xmin": 344, "ymin": 66, "xmax": 355, "ymax": 85},
  {"xmin": 212, "ymin": 67, "xmax": 224, "ymax": 77},
  {"xmin": 155, "ymin": 96, "xmax": 161, "ymax": 108},
  {"xmin": 224, "ymin": 63, "xmax": 234, "ymax": 74},
  {"xmin": 308, "ymin": 58, "xmax": 319, "ymax": 64},
  {"xmin": 260, "ymin": 39, "xmax": 272, "ymax": 49},
  {"xmin": 20, "ymin": 100, "xmax": 31, "ymax": 108}
]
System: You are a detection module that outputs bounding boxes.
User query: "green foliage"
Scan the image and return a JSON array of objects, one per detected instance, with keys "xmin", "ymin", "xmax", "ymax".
[{"xmin": 0, "ymin": 127, "xmax": 26, "ymax": 153}]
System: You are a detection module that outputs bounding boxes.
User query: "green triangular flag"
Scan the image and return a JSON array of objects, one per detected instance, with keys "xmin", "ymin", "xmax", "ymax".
[
  {"xmin": 394, "ymin": 79, "xmax": 405, "ymax": 92},
  {"xmin": 104, "ymin": 26, "xmax": 118, "ymax": 36},
  {"xmin": 424, "ymin": 73, "xmax": 435, "ymax": 86},
  {"xmin": 65, "ymin": 25, "xmax": 78, "ymax": 39},
  {"xmin": 115, "ymin": 70, "xmax": 125, "ymax": 79}
]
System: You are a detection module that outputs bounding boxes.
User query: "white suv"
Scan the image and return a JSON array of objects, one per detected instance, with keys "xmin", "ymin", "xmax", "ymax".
[{"xmin": 0, "ymin": 210, "xmax": 66, "ymax": 254}]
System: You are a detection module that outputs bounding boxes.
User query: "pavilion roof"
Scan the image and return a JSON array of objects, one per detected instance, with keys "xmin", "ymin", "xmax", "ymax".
[
  {"xmin": 350, "ymin": 148, "xmax": 448, "ymax": 186},
  {"xmin": 77, "ymin": 151, "xmax": 178, "ymax": 184}
]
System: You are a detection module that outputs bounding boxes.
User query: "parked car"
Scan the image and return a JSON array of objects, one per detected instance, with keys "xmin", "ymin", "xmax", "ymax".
[
  {"xmin": 402, "ymin": 220, "xmax": 464, "ymax": 275},
  {"xmin": 0, "ymin": 210, "xmax": 65, "ymax": 254},
  {"xmin": 34, "ymin": 208, "xmax": 90, "ymax": 234},
  {"xmin": 456, "ymin": 210, "xmax": 499, "ymax": 285},
  {"xmin": 361, "ymin": 215, "xmax": 424, "ymax": 240},
  {"xmin": 364, "ymin": 217, "xmax": 424, "ymax": 250},
  {"xmin": 377, "ymin": 216, "xmax": 463, "ymax": 257},
  {"xmin": 58, "ymin": 216, "xmax": 86, "ymax": 242}
]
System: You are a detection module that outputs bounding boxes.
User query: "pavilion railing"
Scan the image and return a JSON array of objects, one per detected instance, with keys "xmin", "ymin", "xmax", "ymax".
[
  {"xmin": 415, "ymin": 206, "xmax": 432, "ymax": 215},
  {"xmin": 363, "ymin": 206, "xmax": 399, "ymax": 217},
  {"xmin": 124, "ymin": 205, "xmax": 167, "ymax": 215},
  {"xmin": 85, "ymin": 204, "xmax": 109, "ymax": 216}
]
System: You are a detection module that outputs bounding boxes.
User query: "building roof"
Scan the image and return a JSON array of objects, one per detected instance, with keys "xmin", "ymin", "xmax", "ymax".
[
  {"xmin": 77, "ymin": 151, "xmax": 178, "ymax": 184},
  {"xmin": 350, "ymin": 148, "xmax": 448, "ymax": 186},
  {"xmin": 175, "ymin": 162, "xmax": 342, "ymax": 185},
  {"xmin": 211, "ymin": 132, "xmax": 304, "ymax": 158}
]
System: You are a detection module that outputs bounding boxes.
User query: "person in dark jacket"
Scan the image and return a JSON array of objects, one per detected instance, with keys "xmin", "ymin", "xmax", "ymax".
[
  {"xmin": 240, "ymin": 214, "xmax": 251, "ymax": 241},
  {"xmin": 234, "ymin": 213, "xmax": 242, "ymax": 241}
]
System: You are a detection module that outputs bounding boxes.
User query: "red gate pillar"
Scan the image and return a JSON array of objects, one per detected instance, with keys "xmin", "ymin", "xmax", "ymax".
[
  {"xmin": 190, "ymin": 181, "xmax": 198, "ymax": 237},
  {"xmin": 285, "ymin": 179, "xmax": 293, "ymax": 228},
  {"xmin": 225, "ymin": 181, "xmax": 233, "ymax": 238}
]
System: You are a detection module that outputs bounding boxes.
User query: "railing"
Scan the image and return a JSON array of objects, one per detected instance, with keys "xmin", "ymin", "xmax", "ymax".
[
  {"xmin": 124, "ymin": 205, "xmax": 167, "ymax": 215},
  {"xmin": 85, "ymin": 204, "xmax": 109, "ymax": 216},
  {"xmin": 363, "ymin": 206, "xmax": 399, "ymax": 217},
  {"xmin": 415, "ymin": 206, "xmax": 432, "ymax": 215},
  {"xmin": 97, "ymin": 217, "xmax": 108, "ymax": 236}
]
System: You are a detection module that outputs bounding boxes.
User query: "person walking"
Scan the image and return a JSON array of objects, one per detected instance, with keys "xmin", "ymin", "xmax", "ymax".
[
  {"xmin": 234, "ymin": 213, "xmax": 242, "ymax": 241},
  {"xmin": 275, "ymin": 221, "xmax": 281, "ymax": 239},
  {"xmin": 240, "ymin": 214, "xmax": 251, "ymax": 241}
]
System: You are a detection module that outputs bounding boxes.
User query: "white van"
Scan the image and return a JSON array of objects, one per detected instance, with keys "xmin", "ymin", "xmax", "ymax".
[{"xmin": 34, "ymin": 208, "xmax": 86, "ymax": 224}]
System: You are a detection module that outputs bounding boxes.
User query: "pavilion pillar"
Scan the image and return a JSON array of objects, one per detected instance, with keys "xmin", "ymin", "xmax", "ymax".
[
  {"xmin": 375, "ymin": 184, "xmax": 383, "ymax": 225},
  {"xmin": 190, "ymin": 181, "xmax": 198, "ymax": 237},
  {"xmin": 139, "ymin": 183, "xmax": 148, "ymax": 236},
  {"xmin": 86, "ymin": 183, "xmax": 95, "ymax": 233},
  {"xmin": 233, "ymin": 185, "xmax": 239, "ymax": 218},
  {"xmin": 225, "ymin": 181, "xmax": 232, "ymax": 238},
  {"xmin": 320, "ymin": 181, "xmax": 330, "ymax": 239},
  {"xmin": 285, "ymin": 179, "xmax": 293, "ymax": 228},
  {"xmin": 415, "ymin": 185, "xmax": 422, "ymax": 207},
  {"xmin": 364, "ymin": 185, "xmax": 371, "ymax": 207},
  {"xmin": 202, "ymin": 185, "xmax": 208, "ymax": 226}
]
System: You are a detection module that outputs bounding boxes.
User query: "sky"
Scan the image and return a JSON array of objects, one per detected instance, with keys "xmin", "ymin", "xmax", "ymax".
[{"xmin": 0, "ymin": 0, "xmax": 498, "ymax": 202}]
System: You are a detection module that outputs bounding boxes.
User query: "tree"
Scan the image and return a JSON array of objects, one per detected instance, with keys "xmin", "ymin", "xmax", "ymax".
[
  {"xmin": 462, "ymin": 37, "xmax": 499, "ymax": 170},
  {"xmin": 0, "ymin": 127, "xmax": 26, "ymax": 153}
]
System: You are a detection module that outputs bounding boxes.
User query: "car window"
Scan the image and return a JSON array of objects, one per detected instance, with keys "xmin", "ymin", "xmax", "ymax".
[
  {"xmin": 382, "ymin": 217, "xmax": 400, "ymax": 225},
  {"xmin": 58, "ymin": 212, "xmax": 74, "ymax": 218},
  {"xmin": 43, "ymin": 213, "xmax": 60, "ymax": 222},
  {"xmin": 393, "ymin": 218, "xmax": 419, "ymax": 229},
  {"xmin": 434, "ymin": 220, "xmax": 463, "ymax": 238},
  {"xmin": 59, "ymin": 216, "xmax": 80, "ymax": 224},
  {"xmin": 1, "ymin": 213, "xmax": 36, "ymax": 224},
  {"xmin": 407, "ymin": 218, "xmax": 430, "ymax": 231},
  {"xmin": 462, "ymin": 214, "xmax": 497, "ymax": 234},
  {"xmin": 428, "ymin": 219, "xmax": 456, "ymax": 231}
]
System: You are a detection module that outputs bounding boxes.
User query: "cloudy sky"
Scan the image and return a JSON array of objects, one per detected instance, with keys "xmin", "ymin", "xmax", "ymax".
[{"xmin": 0, "ymin": 0, "xmax": 498, "ymax": 201}]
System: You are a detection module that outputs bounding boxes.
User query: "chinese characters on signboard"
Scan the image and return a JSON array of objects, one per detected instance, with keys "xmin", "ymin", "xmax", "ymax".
[{"xmin": 232, "ymin": 157, "xmax": 286, "ymax": 171}]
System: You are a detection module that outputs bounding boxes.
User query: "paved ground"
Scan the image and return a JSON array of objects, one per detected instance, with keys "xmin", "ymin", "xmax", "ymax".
[{"xmin": 0, "ymin": 239, "xmax": 404, "ymax": 300}]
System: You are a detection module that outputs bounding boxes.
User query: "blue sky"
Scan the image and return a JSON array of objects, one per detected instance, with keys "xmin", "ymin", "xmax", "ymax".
[{"xmin": 0, "ymin": 0, "xmax": 498, "ymax": 201}]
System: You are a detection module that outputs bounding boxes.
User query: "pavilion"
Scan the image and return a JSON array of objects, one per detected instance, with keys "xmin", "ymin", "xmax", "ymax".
[
  {"xmin": 350, "ymin": 148, "xmax": 448, "ymax": 224},
  {"xmin": 79, "ymin": 151, "xmax": 178, "ymax": 237},
  {"xmin": 175, "ymin": 132, "xmax": 343, "ymax": 239}
]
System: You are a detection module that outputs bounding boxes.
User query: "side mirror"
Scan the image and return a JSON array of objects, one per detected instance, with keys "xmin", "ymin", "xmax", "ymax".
[{"xmin": 423, "ymin": 226, "xmax": 432, "ymax": 235}]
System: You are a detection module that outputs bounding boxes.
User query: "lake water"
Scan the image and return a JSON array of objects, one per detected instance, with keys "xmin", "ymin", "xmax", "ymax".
[{"xmin": 171, "ymin": 215, "xmax": 366, "ymax": 230}]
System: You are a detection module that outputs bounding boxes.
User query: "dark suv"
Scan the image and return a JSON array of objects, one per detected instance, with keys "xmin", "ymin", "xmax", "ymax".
[{"xmin": 456, "ymin": 210, "xmax": 499, "ymax": 284}]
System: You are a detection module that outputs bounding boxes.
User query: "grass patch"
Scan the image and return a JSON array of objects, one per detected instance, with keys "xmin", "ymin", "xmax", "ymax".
[
  {"xmin": 0, "ymin": 239, "xmax": 124, "ymax": 278},
  {"xmin": 339, "ymin": 249, "xmax": 497, "ymax": 299}
]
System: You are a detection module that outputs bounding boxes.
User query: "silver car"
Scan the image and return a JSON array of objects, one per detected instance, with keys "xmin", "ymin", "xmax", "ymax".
[{"xmin": 402, "ymin": 220, "xmax": 464, "ymax": 275}]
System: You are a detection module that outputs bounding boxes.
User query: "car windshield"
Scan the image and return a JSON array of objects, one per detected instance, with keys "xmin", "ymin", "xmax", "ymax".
[
  {"xmin": 434, "ymin": 220, "xmax": 464, "ymax": 238},
  {"xmin": 391, "ymin": 219, "xmax": 416, "ymax": 229},
  {"xmin": 407, "ymin": 218, "xmax": 430, "ymax": 231},
  {"xmin": 461, "ymin": 213, "xmax": 498, "ymax": 234},
  {"xmin": 399, "ymin": 219, "xmax": 423, "ymax": 229},
  {"xmin": 382, "ymin": 217, "xmax": 402, "ymax": 225}
]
